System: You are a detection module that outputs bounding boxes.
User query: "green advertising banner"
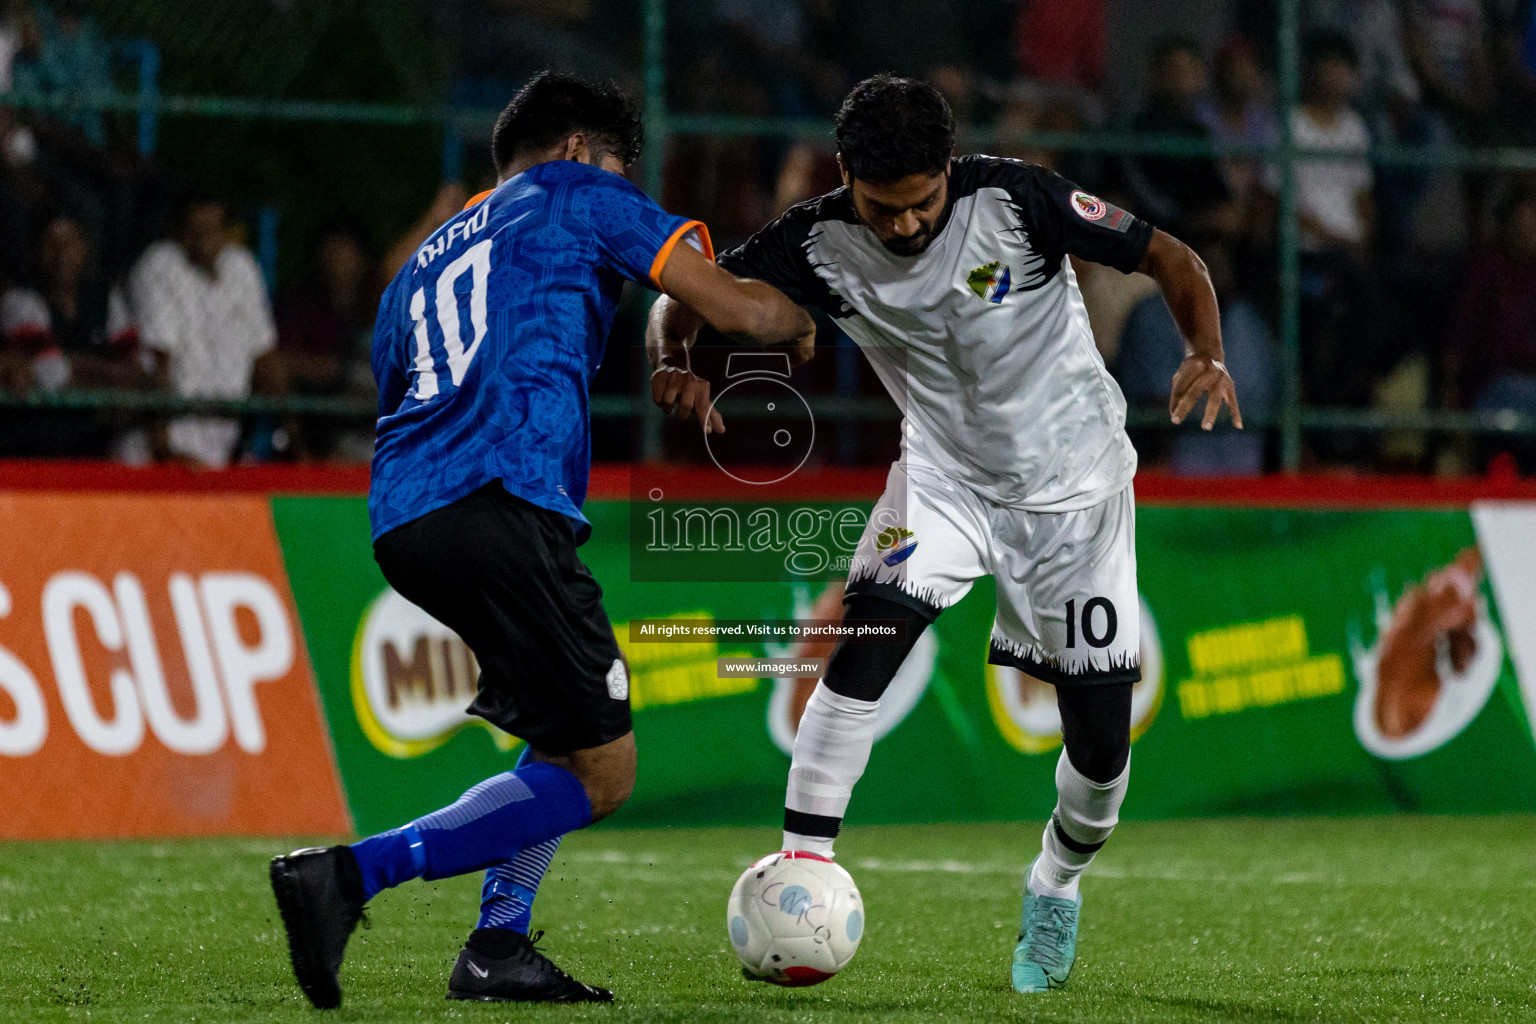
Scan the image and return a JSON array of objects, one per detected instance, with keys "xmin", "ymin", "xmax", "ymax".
[{"xmin": 272, "ymin": 497, "xmax": 1536, "ymax": 837}]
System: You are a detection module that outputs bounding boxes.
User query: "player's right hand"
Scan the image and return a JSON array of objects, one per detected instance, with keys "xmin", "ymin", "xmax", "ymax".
[{"xmin": 652, "ymin": 365, "xmax": 725, "ymax": 434}]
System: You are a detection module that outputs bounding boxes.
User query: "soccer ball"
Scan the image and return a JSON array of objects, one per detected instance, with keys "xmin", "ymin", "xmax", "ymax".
[{"xmin": 727, "ymin": 851, "xmax": 864, "ymax": 986}]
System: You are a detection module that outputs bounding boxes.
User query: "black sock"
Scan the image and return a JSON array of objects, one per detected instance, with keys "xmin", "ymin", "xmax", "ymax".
[
  {"xmin": 466, "ymin": 926, "xmax": 528, "ymax": 957},
  {"xmin": 332, "ymin": 845, "xmax": 365, "ymax": 903}
]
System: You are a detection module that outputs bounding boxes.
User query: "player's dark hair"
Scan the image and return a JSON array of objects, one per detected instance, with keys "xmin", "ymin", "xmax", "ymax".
[
  {"xmin": 1305, "ymin": 32, "xmax": 1359, "ymax": 70},
  {"xmin": 491, "ymin": 70, "xmax": 644, "ymax": 173},
  {"xmin": 835, "ymin": 74, "xmax": 954, "ymax": 185}
]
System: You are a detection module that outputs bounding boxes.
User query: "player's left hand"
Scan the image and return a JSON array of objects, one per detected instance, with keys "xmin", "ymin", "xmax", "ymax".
[
  {"xmin": 1170, "ymin": 355, "xmax": 1242, "ymax": 431},
  {"xmin": 652, "ymin": 365, "xmax": 725, "ymax": 434}
]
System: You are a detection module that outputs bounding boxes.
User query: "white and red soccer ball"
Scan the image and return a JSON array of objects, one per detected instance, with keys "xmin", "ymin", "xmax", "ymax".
[{"xmin": 727, "ymin": 851, "xmax": 864, "ymax": 986}]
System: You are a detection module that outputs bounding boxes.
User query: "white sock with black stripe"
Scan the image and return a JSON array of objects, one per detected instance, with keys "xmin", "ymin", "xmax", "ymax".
[
  {"xmin": 1029, "ymin": 749, "xmax": 1129, "ymax": 900},
  {"xmin": 782, "ymin": 681, "xmax": 880, "ymax": 856}
]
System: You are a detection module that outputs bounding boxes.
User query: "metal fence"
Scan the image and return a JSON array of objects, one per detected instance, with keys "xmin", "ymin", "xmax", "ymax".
[{"xmin": 1, "ymin": 0, "xmax": 1534, "ymax": 468}]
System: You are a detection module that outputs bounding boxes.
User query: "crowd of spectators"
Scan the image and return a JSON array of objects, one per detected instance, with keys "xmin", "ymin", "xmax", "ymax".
[
  {"xmin": 0, "ymin": 1, "xmax": 392, "ymax": 468},
  {"xmin": 0, "ymin": 0, "xmax": 1533, "ymax": 476},
  {"xmin": 656, "ymin": 0, "xmax": 1536, "ymax": 475}
]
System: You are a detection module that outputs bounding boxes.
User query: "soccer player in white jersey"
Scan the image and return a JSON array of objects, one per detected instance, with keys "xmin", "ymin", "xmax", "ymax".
[{"xmin": 648, "ymin": 75, "xmax": 1240, "ymax": 993}]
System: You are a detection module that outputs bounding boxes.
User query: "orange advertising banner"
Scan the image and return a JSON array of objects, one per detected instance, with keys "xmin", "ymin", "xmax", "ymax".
[{"xmin": 0, "ymin": 493, "xmax": 351, "ymax": 838}]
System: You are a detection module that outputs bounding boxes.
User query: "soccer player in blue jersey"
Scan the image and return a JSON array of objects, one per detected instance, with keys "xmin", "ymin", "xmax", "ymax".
[{"xmin": 269, "ymin": 72, "xmax": 814, "ymax": 1009}]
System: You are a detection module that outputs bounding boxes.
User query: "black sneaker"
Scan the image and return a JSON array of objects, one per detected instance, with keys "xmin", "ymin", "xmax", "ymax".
[
  {"xmin": 269, "ymin": 846, "xmax": 367, "ymax": 1009},
  {"xmin": 447, "ymin": 929, "xmax": 613, "ymax": 1003}
]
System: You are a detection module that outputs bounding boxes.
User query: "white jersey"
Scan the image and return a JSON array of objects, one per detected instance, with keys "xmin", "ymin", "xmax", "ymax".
[{"xmin": 718, "ymin": 155, "xmax": 1153, "ymax": 511}]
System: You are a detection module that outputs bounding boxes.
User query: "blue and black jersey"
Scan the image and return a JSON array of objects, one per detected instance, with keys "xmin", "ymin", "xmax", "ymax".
[{"xmin": 369, "ymin": 160, "xmax": 711, "ymax": 542}]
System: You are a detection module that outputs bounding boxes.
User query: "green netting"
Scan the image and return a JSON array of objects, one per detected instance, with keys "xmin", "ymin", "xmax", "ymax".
[
  {"xmin": 0, "ymin": 0, "xmax": 1532, "ymax": 464},
  {"xmin": 89, "ymin": 0, "xmax": 447, "ymax": 104}
]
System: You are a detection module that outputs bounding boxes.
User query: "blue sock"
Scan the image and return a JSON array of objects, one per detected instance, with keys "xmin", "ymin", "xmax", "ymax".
[
  {"xmin": 477, "ymin": 747, "xmax": 560, "ymax": 933},
  {"xmin": 479, "ymin": 837, "xmax": 561, "ymax": 932},
  {"xmin": 350, "ymin": 761, "xmax": 591, "ymax": 900}
]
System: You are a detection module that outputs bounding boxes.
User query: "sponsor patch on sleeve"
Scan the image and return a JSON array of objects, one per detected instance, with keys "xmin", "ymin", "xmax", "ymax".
[
  {"xmin": 1071, "ymin": 190, "xmax": 1108, "ymax": 221},
  {"xmin": 1103, "ymin": 207, "xmax": 1133, "ymax": 232},
  {"xmin": 1071, "ymin": 190, "xmax": 1136, "ymax": 233}
]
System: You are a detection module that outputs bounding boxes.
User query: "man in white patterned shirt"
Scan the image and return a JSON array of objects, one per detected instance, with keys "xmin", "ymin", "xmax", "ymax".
[{"xmin": 129, "ymin": 197, "xmax": 275, "ymax": 468}]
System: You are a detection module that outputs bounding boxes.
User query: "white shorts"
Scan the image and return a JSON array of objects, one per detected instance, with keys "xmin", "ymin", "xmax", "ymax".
[{"xmin": 846, "ymin": 460, "xmax": 1140, "ymax": 686}]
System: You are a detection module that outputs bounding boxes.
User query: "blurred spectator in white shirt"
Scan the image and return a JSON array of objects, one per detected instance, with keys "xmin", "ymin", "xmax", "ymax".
[
  {"xmin": 129, "ymin": 198, "xmax": 275, "ymax": 468},
  {"xmin": 1287, "ymin": 36, "xmax": 1375, "ymax": 253},
  {"xmin": 1305, "ymin": 0, "xmax": 1464, "ymax": 269},
  {"xmin": 1271, "ymin": 34, "xmax": 1388, "ymax": 417}
]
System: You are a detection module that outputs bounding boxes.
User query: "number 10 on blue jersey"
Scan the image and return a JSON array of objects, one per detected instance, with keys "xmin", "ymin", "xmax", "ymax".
[{"xmin": 409, "ymin": 238, "xmax": 493, "ymax": 401}]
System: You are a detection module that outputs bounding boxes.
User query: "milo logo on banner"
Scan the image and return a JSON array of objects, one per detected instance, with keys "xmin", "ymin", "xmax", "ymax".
[{"xmin": 350, "ymin": 588, "xmax": 517, "ymax": 758}]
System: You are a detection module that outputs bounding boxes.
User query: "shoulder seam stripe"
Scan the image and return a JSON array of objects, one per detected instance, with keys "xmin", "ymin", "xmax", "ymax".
[{"xmin": 648, "ymin": 219, "xmax": 714, "ymax": 288}]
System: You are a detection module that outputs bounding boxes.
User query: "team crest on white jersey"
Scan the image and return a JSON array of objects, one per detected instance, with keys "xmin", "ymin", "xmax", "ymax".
[
  {"xmin": 876, "ymin": 526, "xmax": 918, "ymax": 566},
  {"xmin": 966, "ymin": 261, "xmax": 1012, "ymax": 303}
]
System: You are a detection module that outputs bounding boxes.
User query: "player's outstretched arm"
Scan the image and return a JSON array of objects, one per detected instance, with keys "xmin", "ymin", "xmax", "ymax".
[
  {"xmin": 646, "ymin": 244, "xmax": 815, "ymax": 434},
  {"xmin": 1138, "ymin": 229, "xmax": 1242, "ymax": 431},
  {"xmin": 658, "ymin": 242, "xmax": 814, "ymax": 351}
]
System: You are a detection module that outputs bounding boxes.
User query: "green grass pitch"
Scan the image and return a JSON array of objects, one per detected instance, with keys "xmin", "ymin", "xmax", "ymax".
[{"xmin": 1, "ymin": 817, "xmax": 1532, "ymax": 1023}]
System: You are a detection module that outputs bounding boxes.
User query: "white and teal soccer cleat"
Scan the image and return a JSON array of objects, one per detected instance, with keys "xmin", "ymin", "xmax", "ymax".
[{"xmin": 1011, "ymin": 859, "xmax": 1081, "ymax": 993}]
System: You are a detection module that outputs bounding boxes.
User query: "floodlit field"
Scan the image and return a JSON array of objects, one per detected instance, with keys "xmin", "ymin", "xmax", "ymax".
[{"xmin": 1, "ymin": 818, "xmax": 1532, "ymax": 1023}]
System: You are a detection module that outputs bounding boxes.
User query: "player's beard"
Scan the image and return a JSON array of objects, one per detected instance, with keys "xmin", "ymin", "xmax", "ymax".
[{"xmin": 881, "ymin": 230, "xmax": 932, "ymax": 256}]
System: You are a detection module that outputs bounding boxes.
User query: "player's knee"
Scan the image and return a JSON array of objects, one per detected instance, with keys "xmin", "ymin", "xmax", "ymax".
[
  {"xmin": 1063, "ymin": 731, "xmax": 1129, "ymax": 783},
  {"xmin": 562, "ymin": 732, "xmax": 637, "ymax": 822},
  {"xmin": 1057, "ymin": 682, "xmax": 1132, "ymax": 783},
  {"xmin": 822, "ymin": 594, "xmax": 933, "ymax": 703},
  {"xmin": 582, "ymin": 767, "xmax": 634, "ymax": 822}
]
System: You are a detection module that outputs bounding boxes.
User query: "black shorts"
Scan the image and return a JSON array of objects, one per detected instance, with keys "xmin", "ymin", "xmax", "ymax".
[{"xmin": 373, "ymin": 483, "xmax": 631, "ymax": 755}]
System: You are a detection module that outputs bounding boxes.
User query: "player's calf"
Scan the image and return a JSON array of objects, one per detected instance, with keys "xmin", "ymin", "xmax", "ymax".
[
  {"xmin": 782, "ymin": 595, "xmax": 932, "ymax": 855},
  {"xmin": 1030, "ymin": 683, "xmax": 1131, "ymax": 900}
]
